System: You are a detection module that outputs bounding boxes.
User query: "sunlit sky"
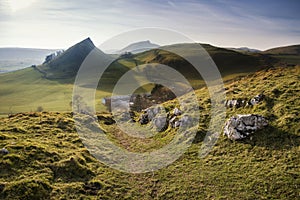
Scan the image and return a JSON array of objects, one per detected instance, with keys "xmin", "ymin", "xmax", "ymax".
[{"xmin": 0, "ymin": 0, "xmax": 299, "ymax": 50}]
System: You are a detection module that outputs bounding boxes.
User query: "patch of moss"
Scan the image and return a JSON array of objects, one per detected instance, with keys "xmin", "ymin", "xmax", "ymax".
[
  {"xmin": 1, "ymin": 179, "xmax": 52, "ymax": 200},
  {"xmin": 50, "ymin": 157, "xmax": 95, "ymax": 182}
]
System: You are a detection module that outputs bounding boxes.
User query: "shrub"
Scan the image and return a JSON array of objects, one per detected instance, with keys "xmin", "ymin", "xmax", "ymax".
[{"xmin": 36, "ymin": 106, "xmax": 44, "ymax": 112}]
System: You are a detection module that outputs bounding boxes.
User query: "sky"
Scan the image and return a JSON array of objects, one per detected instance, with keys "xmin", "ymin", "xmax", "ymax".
[{"xmin": 0, "ymin": 0, "xmax": 299, "ymax": 50}]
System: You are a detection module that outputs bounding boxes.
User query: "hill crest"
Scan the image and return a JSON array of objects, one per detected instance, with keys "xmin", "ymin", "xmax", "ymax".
[
  {"xmin": 116, "ymin": 40, "xmax": 160, "ymax": 54},
  {"xmin": 38, "ymin": 38, "xmax": 101, "ymax": 79},
  {"xmin": 263, "ymin": 44, "xmax": 300, "ymax": 55}
]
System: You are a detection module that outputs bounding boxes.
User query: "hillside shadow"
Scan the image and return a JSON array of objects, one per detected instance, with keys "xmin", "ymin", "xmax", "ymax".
[{"xmin": 240, "ymin": 125, "xmax": 299, "ymax": 150}]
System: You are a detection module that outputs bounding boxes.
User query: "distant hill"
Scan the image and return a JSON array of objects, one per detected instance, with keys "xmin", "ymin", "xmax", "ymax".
[
  {"xmin": 36, "ymin": 39, "xmax": 278, "ymax": 86},
  {"xmin": 133, "ymin": 43, "xmax": 275, "ymax": 79},
  {"xmin": 116, "ymin": 40, "xmax": 159, "ymax": 54},
  {"xmin": 0, "ymin": 48, "xmax": 59, "ymax": 73},
  {"xmin": 263, "ymin": 44, "xmax": 300, "ymax": 55},
  {"xmin": 229, "ymin": 47, "xmax": 261, "ymax": 53},
  {"xmin": 263, "ymin": 45, "xmax": 300, "ymax": 65},
  {"xmin": 36, "ymin": 38, "xmax": 132, "ymax": 91}
]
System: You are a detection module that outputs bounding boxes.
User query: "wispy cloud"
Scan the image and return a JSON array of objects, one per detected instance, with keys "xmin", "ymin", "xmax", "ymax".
[{"xmin": 0, "ymin": 0, "xmax": 299, "ymax": 49}]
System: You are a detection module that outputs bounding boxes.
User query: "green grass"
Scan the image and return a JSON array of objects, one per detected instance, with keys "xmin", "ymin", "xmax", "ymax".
[
  {"xmin": 0, "ymin": 65, "xmax": 299, "ymax": 199},
  {"xmin": 271, "ymin": 55, "xmax": 300, "ymax": 65},
  {"xmin": 0, "ymin": 67, "xmax": 116, "ymax": 115},
  {"xmin": 0, "ymin": 67, "xmax": 73, "ymax": 114}
]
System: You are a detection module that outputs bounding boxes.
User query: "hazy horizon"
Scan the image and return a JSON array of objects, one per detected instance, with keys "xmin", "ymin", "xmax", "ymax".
[
  {"xmin": 0, "ymin": 0, "xmax": 299, "ymax": 50},
  {"xmin": 0, "ymin": 38, "xmax": 299, "ymax": 52}
]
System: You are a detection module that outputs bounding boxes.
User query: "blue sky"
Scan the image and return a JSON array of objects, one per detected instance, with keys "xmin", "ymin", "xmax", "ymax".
[{"xmin": 0, "ymin": 0, "xmax": 299, "ymax": 50}]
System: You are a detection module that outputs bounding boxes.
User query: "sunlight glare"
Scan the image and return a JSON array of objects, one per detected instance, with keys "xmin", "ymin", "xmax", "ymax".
[{"xmin": 7, "ymin": 0, "xmax": 36, "ymax": 12}]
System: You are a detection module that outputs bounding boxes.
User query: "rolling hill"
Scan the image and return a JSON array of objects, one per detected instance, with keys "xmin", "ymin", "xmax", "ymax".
[
  {"xmin": 135, "ymin": 43, "xmax": 275, "ymax": 77},
  {"xmin": 0, "ymin": 65, "xmax": 299, "ymax": 199},
  {"xmin": 0, "ymin": 38, "xmax": 297, "ymax": 116},
  {"xmin": 263, "ymin": 44, "xmax": 300, "ymax": 65},
  {"xmin": 263, "ymin": 44, "xmax": 300, "ymax": 55}
]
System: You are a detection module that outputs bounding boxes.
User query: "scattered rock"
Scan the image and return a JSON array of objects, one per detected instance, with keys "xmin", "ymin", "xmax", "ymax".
[
  {"xmin": 138, "ymin": 107, "xmax": 195, "ymax": 131},
  {"xmin": 169, "ymin": 116, "xmax": 178, "ymax": 128},
  {"xmin": 139, "ymin": 113, "xmax": 149, "ymax": 125},
  {"xmin": 248, "ymin": 94, "xmax": 265, "ymax": 105},
  {"xmin": 139, "ymin": 106, "xmax": 163, "ymax": 125},
  {"xmin": 174, "ymin": 120, "xmax": 181, "ymax": 128},
  {"xmin": 225, "ymin": 99, "xmax": 246, "ymax": 108},
  {"xmin": 152, "ymin": 115, "xmax": 168, "ymax": 131},
  {"xmin": 146, "ymin": 106, "xmax": 161, "ymax": 121},
  {"xmin": 225, "ymin": 93, "xmax": 265, "ymax": 108},
  {"xmin": 0, "ymin": 148, "xmax": 9, "ymax": 155},
  {"xmin": 173, "ymin": 108, "xmax": 182, "ymax": 116},
  {"xmin": 224, "ymin": 114, "xmax": 268, "ymax": 140},
  {"xmin": 178, "ymin": 115, "xmax": 193, "ymax": 128}
]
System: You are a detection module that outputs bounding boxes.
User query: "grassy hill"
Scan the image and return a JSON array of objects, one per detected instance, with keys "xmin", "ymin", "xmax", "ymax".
[
  {"xmin": 134, "ymin": 43, "xmax": 274, "ymax": 76},
  {"xmin": 38, "ymin": 38, "xmax": 98, "ymax": 80},
  {"xmin": 263, "ymin": 44, "xmax": 300, "ymax": 65},
  {"xmin": 0, "ymin": 39, "xmax": 297, "ymax": 117},
  {"xmin": 264, "ymin": 44, "xmax": 300, "ymax": 55},
  {"xmin": 0, "ymin": 65, "xmax": 299, "ymax": 199},
  {"xmin": 0, "ymin": 67, "xmax": 75, "ymax": 116},
  {"xmin": 0, "ymin": 39, "xmax": 136, "ymax": 116},
  {"xmin": 113, "ymin": 43, "xmax": 277, "ymax": 90}
]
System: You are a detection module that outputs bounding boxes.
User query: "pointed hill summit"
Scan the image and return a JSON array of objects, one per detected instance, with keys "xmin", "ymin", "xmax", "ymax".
[{"xmin": 37, "ymin": 38, "xmax": 111, "ymax": 79}]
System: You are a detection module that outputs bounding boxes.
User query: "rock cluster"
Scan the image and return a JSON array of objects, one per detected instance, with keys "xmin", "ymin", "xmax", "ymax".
[
  {"xmin": 139, "ymin": 106, "xmax": 162, "ymax": 125},
  {"xmin": 138, "ymin": 107, "xmax": 192, "ymax": 131},
  {"xmin": 223, "ymin": 114, "xmax": 268, "ymax": 140},
  {"xmin": 224, "ymin": 93, "xmax": 265, "ymax": 108},
  {"xmin": 224, "ymin": 99, "xmax": 246, "ymax": 108}
]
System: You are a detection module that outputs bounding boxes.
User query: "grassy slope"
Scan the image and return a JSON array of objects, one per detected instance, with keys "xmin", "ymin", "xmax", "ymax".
[
  {"xmin": 135, "ymin": 43, "xmax": 271, "ymax": 75},
  {"xmin": 0, "ymin": 61, "xmax": 153, "ymax": 117},
  {"xmin": 0, "ymin": 65, "xmax": 299, "ymax": 199},
  {"xmin": 0, "ymin": 43, "xmax": 272, "ymax": 116},
  {"xmin": 38, "ymin": 38, "xmax": 96, "ymax": 79},
  {"xmin": 263, "ymin": 44, "xmax": 300, "ymax": 66},
  {"xmin": 263, "ymin": 44, "xmax": 300, "ymax": 55},
  {"xmin": 0, "ymin": 67, "xmax": 113, "ymax": 116},
  {"xmin": 0, "ymin": 67, "xmax": 73, "ymax": 114}
]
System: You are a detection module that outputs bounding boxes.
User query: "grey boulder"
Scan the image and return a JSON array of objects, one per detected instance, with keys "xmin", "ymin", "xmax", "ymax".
[{"xmin": 224, "ymin": 114, "xmax": 268, "ymax": 140}]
